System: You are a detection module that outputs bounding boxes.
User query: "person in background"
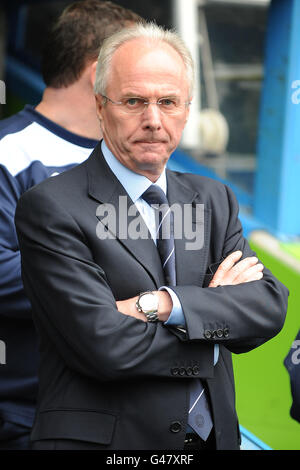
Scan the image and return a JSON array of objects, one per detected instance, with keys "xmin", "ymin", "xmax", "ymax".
[
  {"xmin": 15, "ymin": 22, "xmax": 288, "ymax": 450},
  {"xmin": 284, "ymin": 329, "xmax": 300, "ymax": 423},
  {"xmin": 0, "ymin": 0, "xmax": 142, "ymax": 450}
]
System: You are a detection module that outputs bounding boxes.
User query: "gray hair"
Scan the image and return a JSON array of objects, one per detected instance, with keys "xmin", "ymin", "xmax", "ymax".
[{"xmin": 94, "ymin": 22, "xmax": 194, "ymax": 98}]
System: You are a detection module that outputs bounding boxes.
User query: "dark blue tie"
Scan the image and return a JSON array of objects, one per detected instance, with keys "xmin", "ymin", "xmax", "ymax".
[
  {"xmin": 142, "ymin": 184, "xmax": 175, "ymax": 286},
  {"xmin": 142, "ymin": 185, "xmax": 213, "ymax": 441}
]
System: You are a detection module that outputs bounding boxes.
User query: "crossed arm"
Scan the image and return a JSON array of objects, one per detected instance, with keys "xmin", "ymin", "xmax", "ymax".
[
  {"xmin": 15, "ymin": 178, "xmax": 288, "ymax": 378},
  {"xmin": 117, "ymin": 250, "xmax": 264, "ymax": 322}
]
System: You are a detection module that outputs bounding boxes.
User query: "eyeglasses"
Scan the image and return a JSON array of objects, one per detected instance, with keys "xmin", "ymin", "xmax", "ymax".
[{"xmin": 101, "ymin": 95, "xmax": 191, "ymax": 115}]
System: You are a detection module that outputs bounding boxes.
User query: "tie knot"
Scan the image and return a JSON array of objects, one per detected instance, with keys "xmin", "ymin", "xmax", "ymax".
[{"xmin": 142, "ymin": 185, "xmax": 169, "ymax": 207}]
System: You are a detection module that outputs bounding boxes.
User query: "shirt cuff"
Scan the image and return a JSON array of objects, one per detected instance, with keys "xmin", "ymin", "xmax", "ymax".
[{"xmin": 159, "ymin": 286, "xmax": 186, "ymax": 326}]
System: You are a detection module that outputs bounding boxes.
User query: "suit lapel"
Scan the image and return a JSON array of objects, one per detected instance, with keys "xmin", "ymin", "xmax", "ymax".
[
  {"xmin": 86, "ymin": 144, "xmax": 165, "ymax": 288},
  {"xmin": 166, "ymin": 170, "xmax": 211, "ymax": 287},
  {"xmin": 86, "ymin": 144, "xmax": 211, "ymax": 289}
]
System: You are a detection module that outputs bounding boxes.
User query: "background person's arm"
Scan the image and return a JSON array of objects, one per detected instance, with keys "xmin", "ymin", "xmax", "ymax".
[{"xmin": 0, "ymin": 164, "xmax": 32, "ymax": 319}]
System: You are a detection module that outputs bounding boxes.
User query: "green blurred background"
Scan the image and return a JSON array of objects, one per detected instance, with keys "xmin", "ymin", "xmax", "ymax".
[{"xmin": 233, "ymin": 238, "xmax": 300, "ymax": 450}]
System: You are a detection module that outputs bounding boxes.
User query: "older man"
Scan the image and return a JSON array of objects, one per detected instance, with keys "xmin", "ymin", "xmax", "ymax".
[{"xmin": 15, "ymin": 23, "xmax": 288, "ymax": 450}]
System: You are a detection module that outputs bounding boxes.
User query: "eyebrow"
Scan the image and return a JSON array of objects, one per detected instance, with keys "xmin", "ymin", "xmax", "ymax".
[{"xmin": 122, "ymin": 93, "xmax": 181, "ymax": 100}]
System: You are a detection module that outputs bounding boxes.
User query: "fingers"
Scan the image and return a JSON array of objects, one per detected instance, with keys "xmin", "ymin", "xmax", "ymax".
[
  {"xmin": 220, "ymin": 256, "xmax": 259, "ymax": 285},
  {"xmin": 231, "ymin": 262, "xmax": 264, "ymax": 285},
  {"xmin": 209, "ymin": 251, "xmax": 264, "ymax": 287},
  {"xmin": 209, "ymin": 251, "xmax": 242, "ymax": 287}
]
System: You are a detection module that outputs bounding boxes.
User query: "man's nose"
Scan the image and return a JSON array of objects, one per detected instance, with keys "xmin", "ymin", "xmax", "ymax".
[{"xmin": 141, "ymin": 103, "xmax": 162, "ymax": 131}]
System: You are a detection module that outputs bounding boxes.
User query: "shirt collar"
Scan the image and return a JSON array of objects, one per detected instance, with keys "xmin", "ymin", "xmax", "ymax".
[
  {"xmin": 101, "ymin": 139, "xmax": 167, "ymax": 203},
  {"xmin": 24, "ymin": 105, "xmax": 99, "ymax": 148}
]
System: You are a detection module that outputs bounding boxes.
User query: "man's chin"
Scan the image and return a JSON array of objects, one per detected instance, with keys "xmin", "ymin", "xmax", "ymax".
[
  {"xmin": 134, "ymin": 153, "xmax": 168, "ymax": 172},
  {"xmin": 134, "ymin": 141, "xmax": 165, "ymax": 152}
]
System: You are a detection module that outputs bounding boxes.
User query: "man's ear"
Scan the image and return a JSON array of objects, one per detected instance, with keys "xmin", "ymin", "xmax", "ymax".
[
  {"xmin": 95, "ymin": 94, "xmax": 104, "ymax": 122},
  {"xmin": 90, "ymin": 60, "xmax": 98, "ymax": 87}
]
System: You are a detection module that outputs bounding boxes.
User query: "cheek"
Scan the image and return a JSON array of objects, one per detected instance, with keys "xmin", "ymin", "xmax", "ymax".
[
  {"xmin": 168, "ymin": 120, "xmax": 187, "ymax": 143},
  {"xmin": 110, "ymin": 116, "xmax": 136, "ymax": 138},
  {"xmin": 102, "ymin": 115, "xmax": 122, "ymax": 142}
]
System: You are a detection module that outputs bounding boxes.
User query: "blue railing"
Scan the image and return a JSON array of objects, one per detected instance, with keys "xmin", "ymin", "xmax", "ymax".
[{"xmin": 240, "ymin": 425, "xmax": 272, "ymax": 450}]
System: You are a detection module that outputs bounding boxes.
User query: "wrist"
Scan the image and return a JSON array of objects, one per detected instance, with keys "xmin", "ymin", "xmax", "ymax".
[
  {"xmin": 155, "ymin": 290, "xmax": 173, "ymax": 322},
  {"xmin": 136, "ymin": 291, "xmax": 159, "ymax": 322},
  {"xmin": 135, "ymin": 290, "xmax": 173, "ymax": 322}
]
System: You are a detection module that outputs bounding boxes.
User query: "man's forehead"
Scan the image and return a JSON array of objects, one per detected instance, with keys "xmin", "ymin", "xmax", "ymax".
[
  {"xmin": 111, "ymin": 38, "xmax": 185, "ymax": 73},
  {"xmin": 108, "ymin": 38, "xmax": 188, "ymax": 93}
]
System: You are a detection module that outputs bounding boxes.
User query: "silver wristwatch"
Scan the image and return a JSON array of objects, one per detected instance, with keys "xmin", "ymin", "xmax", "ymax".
[{"xmin": 136, "ymin": 291, "xmax": 159, "ymax": 322}]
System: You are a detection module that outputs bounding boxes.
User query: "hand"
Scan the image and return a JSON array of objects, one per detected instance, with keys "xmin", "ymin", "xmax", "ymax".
[
  {"xmin": 116, "ymin": 291, "xmax": 173, "ymax": 322},
  {"xmin": 116, "ymin": 296, "xmax": 146, "ymax": 322},
  {"xmin": 208, "ymin": 250, "xmax": 264, "ymax": 288}
]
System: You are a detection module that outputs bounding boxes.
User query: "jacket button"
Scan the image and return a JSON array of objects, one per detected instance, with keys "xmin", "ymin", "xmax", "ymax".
[
  {"xmin": 170, "ymin": 421, "xmax": 182, "ymax": 433},
  {"xmin": 186, "ymin": 367, "xmax": 193, "ymax": 376},
  {"xmin": 223, "ymin": 328, "xmax": 229, "ymax": 337},
  {"xmin": 179, "ymin": 367, "xmax": 186, "ymax": 376},
  {"xmin": 192, "ymin": 365, "xmax": 200, "ymax": 375},
  {"xmin": 216, "ymin": 329, "xmax": 224, "ymax": 338},
  {"xmin": 204, "ymin": 329, "xmax": 212, "ymax": 339},
  {"xmin": 171, "ymin": 367, "xmax": 179, "ymax": 376}
]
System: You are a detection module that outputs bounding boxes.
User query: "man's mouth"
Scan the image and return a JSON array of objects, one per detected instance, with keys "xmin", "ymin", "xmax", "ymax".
[{"xmin": 134, "ymin": 140, "xmax": 164, "ymax": 144}]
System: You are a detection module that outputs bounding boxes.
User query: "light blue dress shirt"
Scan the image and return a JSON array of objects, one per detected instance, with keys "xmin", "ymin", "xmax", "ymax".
[{"xmin": 101, "ymin": 140, "xmax": 219, "ymax": 365}]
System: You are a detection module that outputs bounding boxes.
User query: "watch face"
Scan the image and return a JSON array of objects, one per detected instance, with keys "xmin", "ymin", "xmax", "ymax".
[{"xmin": 139, "ymin": 293, "xmax": 158, "ymax": 313}]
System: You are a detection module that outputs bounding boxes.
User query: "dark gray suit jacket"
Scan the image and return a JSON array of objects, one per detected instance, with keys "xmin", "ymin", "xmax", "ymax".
[{"xmin": 15, "ymin": 142, "xmax": 288, "ymax": 450}]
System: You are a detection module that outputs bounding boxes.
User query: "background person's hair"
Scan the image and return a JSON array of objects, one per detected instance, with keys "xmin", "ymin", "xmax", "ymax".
[
  {"xmin": 94, "ymin": 22, "xmax": 195, "ymax": 99},
  {"xmin": 42, "ymin": 0, "xmax": 143, "ymax": 88}
]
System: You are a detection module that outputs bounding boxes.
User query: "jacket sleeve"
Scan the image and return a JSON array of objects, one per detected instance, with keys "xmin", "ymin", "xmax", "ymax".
[
  {"xmin": 170, "ymin": 185, "xmax": 289, "ymax": 354},
  {"xmin": 15, "ymin": 186, "xmax": 215, "ymax": 383},
  {"xmin": 0, "ymin": 164, "xmax": 32, "ymax": 319}
]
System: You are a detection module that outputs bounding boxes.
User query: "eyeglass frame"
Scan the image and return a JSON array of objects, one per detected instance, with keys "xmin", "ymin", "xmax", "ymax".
[{"xmin": 100, "ymin": 94, "xmax": 192, "ymax": 115}]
